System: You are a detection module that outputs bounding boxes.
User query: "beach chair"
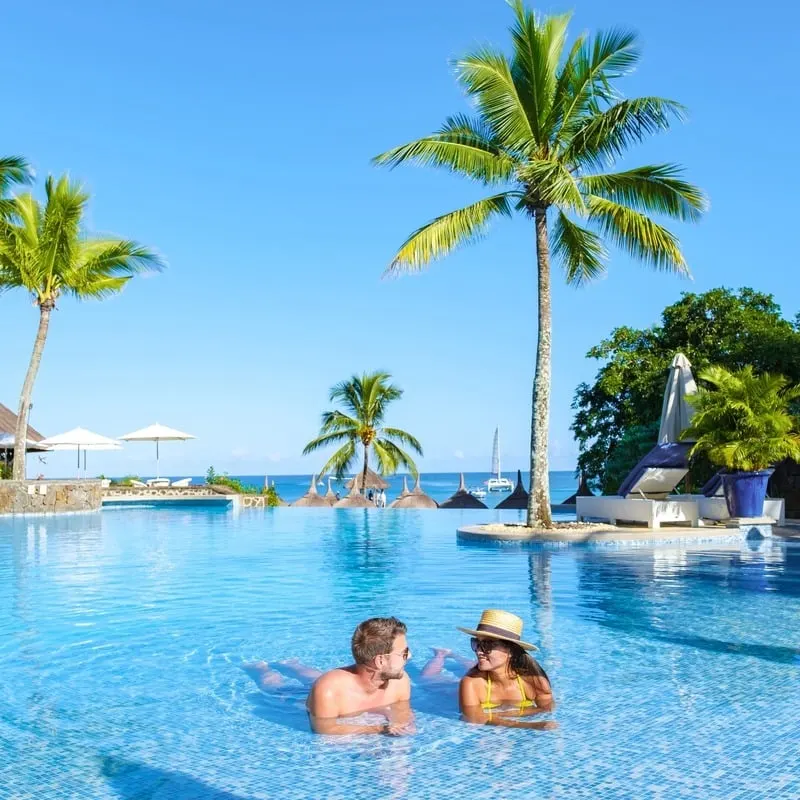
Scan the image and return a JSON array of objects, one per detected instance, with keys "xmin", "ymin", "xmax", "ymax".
[
  {"xmin": 171, "ymin": 478, "xmax": 192, "ymax": 487},
  {"xmin": 576, "ymin": 443, "xmax": 699, "ymax": 529},
  {"xmin": 146, "ymin": 478, "xmax": 171, "ymax": 488},
  {"xmin": 130, "ymin": 480, "xmax": 147, "ymax": 488}
]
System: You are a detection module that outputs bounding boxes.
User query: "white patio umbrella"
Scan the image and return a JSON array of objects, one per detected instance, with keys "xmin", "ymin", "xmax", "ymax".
[
  {"xmin": 37, "ymin": 427, "xmax": 122, "ymax": 476},
  {"xmin": 119, "ymin": 423, "xmax": 196, "ymax": 478},
  {"xmin": 658, "ymin": 353, "xmax": 698, "ymax": 444}
]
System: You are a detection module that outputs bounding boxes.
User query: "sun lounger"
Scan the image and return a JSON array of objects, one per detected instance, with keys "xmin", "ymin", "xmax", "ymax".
[
  {"xmin": 130, "ymin": 480, "xmax": 147, "ymax": 488},
  {"xmin": 171, "ymin": 478, "xmax": 192, "ymax": 487},
  {"xmin": 577, "ymin": 443, "xmax": 700, "ymax": 529},
  {"xmin": 146, "ymin": 478, "xmax": 171, "ymax": 488}
]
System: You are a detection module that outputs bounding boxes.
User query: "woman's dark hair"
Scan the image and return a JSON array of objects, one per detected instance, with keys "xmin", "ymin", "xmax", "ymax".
[{"xmin": 507, "ymin": 642, "xmax": 550, "ymax": 685}]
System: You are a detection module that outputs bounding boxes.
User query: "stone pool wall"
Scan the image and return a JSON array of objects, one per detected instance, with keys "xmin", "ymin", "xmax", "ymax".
[{"xmin": 0, "ymin": 480, "xmax": 102, "ymax": 515}]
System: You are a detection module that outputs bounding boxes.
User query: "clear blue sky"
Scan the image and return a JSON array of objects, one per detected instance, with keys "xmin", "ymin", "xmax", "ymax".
[{"xmin": 2, "ymin": 0, "xmax": 799, "ymax": 478}]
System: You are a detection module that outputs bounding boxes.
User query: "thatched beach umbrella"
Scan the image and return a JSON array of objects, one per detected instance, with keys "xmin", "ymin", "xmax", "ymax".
[
  {"xmin": 391, "ymin": 475, "xmax": 438, "ymax": 508},
  {"xmin": 439, "ymin": 473, "xmax": 488, "ymax": 509},
  {"xmin": 495, "ymin": 469, "xmax": 529, "ymax": 510},
  {"xmin": 346, "ymin": 468, "xmax": 389, "ymax": 493},
  {"xmin": 333, "ymin": 485, "xmax": 374, "ymax": 508},
  {"xmin": 324, "ymin": 477, "xmax": 338, "ymax": 506},
  {"xmin": 562, "ymin": 471, "xmax": 594, "ymax": 505},
  {"xmin": 292, "ymin": 474, "xmax": 330, "ymax": 507}
]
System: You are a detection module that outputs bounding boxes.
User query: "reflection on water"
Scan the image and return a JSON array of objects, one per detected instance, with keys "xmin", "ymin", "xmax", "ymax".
[{"xmin": 0, "ymin": 510, "xmax": 798, "ymax": 799}]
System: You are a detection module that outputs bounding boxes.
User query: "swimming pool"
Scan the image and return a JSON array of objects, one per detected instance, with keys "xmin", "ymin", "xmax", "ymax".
[{"xmin": 1, "ymin": 507, "xmax": 798, "ymax": 799}]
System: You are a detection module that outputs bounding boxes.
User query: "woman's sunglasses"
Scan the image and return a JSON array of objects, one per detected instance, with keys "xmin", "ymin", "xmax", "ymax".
[{"xmin": 470, "ymin": 637, "xmax": 507, "ymax": 654}]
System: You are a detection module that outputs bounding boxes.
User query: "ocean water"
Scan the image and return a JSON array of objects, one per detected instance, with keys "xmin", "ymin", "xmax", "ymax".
[
  {"xmin": 1, "ymin": 507, "xmax": 798, "ymax": 798},
  {"xmin": 149, "ymin": 470, "xmax": 577, "ymax": 506}
]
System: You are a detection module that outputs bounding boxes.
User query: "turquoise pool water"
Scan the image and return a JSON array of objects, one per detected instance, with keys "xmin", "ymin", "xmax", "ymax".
[{"xmin": 1, "ymin": 508, "xmax": 798, "ymax": 799}]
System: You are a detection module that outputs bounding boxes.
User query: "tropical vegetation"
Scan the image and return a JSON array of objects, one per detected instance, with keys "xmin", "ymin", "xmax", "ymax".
[
  {"xmin": 302, "ymin": 371, "xmax": 422, "ymax": 489},
  {"xmin": 373, "ymin": 0, "xmax": 705, "ymax": 526},
  {"xmin": 0, "ymin": 174, "xmax": 164, "ymax": 479},
  {"xmin": 680, "ymin": 366, "xmax": 800, "ymax": 472},
  {"xmin": 205, "ymin": 467, "xmax": 284, "ymax": 505},
  {"xmin": 572, "ymin": 289, "xmax": 800, "ymax": 491}
]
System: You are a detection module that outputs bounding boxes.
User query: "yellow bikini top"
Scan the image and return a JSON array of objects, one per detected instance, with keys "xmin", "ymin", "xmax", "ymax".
[{"xmin": 481, "ymin": 674, "xmax": 535, "ymax": 712}]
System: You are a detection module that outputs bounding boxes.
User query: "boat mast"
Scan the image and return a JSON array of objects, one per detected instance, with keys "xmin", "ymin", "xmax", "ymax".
[{"xmin": 492, "ymin": 427, "xmax": 500, "ymax": 479}]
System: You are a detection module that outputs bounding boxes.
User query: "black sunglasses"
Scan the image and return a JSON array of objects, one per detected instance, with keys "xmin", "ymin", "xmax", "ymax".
[{"xmin": 470, "ymin": 637, "xmax": 507, "ymax": 654}]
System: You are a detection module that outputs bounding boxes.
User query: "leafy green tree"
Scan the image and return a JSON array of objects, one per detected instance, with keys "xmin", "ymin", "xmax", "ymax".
[
  {"xmin": 303, "ymin": 372, "xmax": 422, "ymax": 490},
  {"xmin": 0, "ymin": 175, "xmax": 164, "ymax": 479},
  {"xmin": 572, "ymin": 288, "xmax": 800, "ymax": 490},
  {"xmin": 374, "ymin": 1, "xmax": 705, "ymax": 525},
  {"xmin": 682, "ymin": 366, "xmax": 800, "ymax": 471}
]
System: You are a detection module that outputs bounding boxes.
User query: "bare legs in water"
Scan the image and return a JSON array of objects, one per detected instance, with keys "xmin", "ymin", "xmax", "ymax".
[
  {"xmin": 242, "ymin": 659, "xmax": 323, "ymax": 690},
  {"xmin": 420, "ymin": 648, "xmax": 474, "ymax": 680}
]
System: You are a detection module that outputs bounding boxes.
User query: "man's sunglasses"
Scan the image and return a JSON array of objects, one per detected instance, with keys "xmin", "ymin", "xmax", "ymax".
[{"xmin": 384, "ymin": 647, "xmax": 411, "ymax": 661}]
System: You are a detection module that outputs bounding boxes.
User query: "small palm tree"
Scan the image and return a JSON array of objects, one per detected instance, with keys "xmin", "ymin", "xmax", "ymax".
[
  {"xmin": 0, "ymin": 175, "xmax": 164, "ymax": 479},
  {"xmin": 303, "ymin": 371, "xmax": 423, "ymax": 491},
  {"xmin": 682, "ymin": 366, "xmax": 800, "ymax": 472},
  {"xmin": 373, "ymin": 2, "xmax": 706, "ymax": 526}
]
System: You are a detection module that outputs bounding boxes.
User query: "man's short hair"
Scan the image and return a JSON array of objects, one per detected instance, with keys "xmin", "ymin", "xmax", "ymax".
[{"xmin": 351, "ymin": 617, "xmax": 407, "ymax": 665}]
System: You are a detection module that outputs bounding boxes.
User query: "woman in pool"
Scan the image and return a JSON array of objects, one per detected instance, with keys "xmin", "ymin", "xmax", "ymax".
[{"xmin": 456, "ymin": 609, "xmax": 556, "ymax": 729}]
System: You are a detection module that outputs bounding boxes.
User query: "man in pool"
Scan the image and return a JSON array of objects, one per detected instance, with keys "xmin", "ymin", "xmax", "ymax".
[{"xmin": 306, "ymin": 616, "xmax": 415, "ymax": 736}]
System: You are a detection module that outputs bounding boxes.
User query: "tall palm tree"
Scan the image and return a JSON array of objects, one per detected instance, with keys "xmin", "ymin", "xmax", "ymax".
[
  {"xmin": 303, "ymin": 371, "xmax": 423, "ymax": 491},
  {"xmin": 0, "ymin": 175, "xmax": 164, "ymax": 479},
  {"xmin": 373, "ymin": 2, "xmax": 706, "ymax": 526}
]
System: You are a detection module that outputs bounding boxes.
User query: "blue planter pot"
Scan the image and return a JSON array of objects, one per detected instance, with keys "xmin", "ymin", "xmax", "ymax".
[{"xmin": 721, "ymin": 470, "xmax": 773, "ymax": 518}]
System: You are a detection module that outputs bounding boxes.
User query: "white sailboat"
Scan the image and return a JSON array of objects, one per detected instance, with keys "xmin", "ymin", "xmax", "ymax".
[{"xmin": 486, "ymin": 427, "xmax": 513, "ymax": 492}]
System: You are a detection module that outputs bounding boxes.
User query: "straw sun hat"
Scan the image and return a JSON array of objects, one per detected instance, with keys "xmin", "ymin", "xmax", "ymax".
[{"xmin": 457, "ymin": 609, "xmax": 538, "ymax": 651}]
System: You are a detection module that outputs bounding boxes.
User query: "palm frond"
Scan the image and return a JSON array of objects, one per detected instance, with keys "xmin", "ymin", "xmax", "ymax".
[
  {"xmin": 552, "ymin": 210, "xmax": 607, "ymax": 286},
  {"xmin": 587, "ymin": 195, "xmax": 688, "ymax": 273},
  {"xmin": 580, "ymin": 164, "xmax": 708, "ymax": 221},
  {"xmin": 509, "ymin": 2, "xmax": 570, "ymax": 143},
  {"xmin": 386, "ymin": 193, "xmax": 515, "ymax": 274},
  {"xmin": 455, "ymin": 48, "xmax": 536, "ymax": 152},
  {"xmin": 373, "ymin": 115, "xmax": 516, "ymax": 184},
  {"xmin": 565, "ymin": 97, "xmax": 686, "ymax": 169},
  {"xmin": 553, "ymin": 28, "xmax": 639, "ymax": 138},
  {"xmin": 317, "ymin": 440, "xmax": 358, "ymax": 480},
  {"xmin": 373, "ymin": 438, "xmax": 420, "ymax": 478},
  {"xmin": 320, "ymin": 410, "xmax": 360, "ymax": 434},
  {"xmin": 302, "ymin": 430, "xmax": 354, "ymax": 456},
  {"xmin": 380, "ymin": 426, "xmax": 423, "ymax": 455},
  {"xmin": 516, "ymin": 160, "xmax": 584, "ymax": 210},
  {"xmin": 0, "ymin": 156, "xmax": 33, "ymax": 194}
]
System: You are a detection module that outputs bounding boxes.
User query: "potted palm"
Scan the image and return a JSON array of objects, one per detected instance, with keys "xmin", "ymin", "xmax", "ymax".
[{"xmin": 681, "ymin": 366, "xmax": 800, "ymax": 518}]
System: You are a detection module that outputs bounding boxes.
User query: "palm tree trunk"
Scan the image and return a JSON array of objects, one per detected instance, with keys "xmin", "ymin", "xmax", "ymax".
[
  {"xmin": 527, "ymin": 208, "xmax": 553, "ymax": 528},
  {"xmin": 361, "ymin": 445, "xmax": 370, "ymax": 495},
  {"xmin": 12, "ymin": 302, "xmax": 53, "ymax": 481}
]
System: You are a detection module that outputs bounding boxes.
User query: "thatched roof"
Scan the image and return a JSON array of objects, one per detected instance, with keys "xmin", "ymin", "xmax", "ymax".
[
  {"xmin": 387, "ymin": 476, "xmax": 411, "ymax": 507},
  {"xmin": 391, "ymin": 475, "xmax": 438, "ymax": 509},
  {"xmin": 0, "ymin": 403, "xmax": 44, "ymax": 443},
  {"xmin": 292, "ymin": 474, "xmax": 330, "ymax": 507},
  {"xmin": 495, "ymin": 469, "xmax": 529, "ymax": 510},
  {"xmin": 333, "ymin": 486, "xmax": 374, "ymax": 508},
  {"xmin": 346, "ymin": 468, "xmax": 389, "ymax": 491},
  {"xmin": 562, "ymin": 471, "xmax": 594, "ymax": 505},
  {"xmin": 323, "ymin": 477, "xmax": 338, "ymax": 506},
  {"xmin": 439, "ymin": 473, "xmax": 488, "ymax": 509}
]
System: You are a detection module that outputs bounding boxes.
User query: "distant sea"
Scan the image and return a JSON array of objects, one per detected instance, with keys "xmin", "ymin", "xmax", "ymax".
[{"xmin": 139, "ymin": 471, "xmax": 577, "ymax": 507}]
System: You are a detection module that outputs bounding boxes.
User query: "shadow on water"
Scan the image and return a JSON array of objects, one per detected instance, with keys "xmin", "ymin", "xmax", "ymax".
[
  {"xmin": 575, "ymin": 547, "xmax": 800, "ymax": 666},
  {"xmin": 101, "ymin": 756, "xmax": 253, "ymax": 799}
]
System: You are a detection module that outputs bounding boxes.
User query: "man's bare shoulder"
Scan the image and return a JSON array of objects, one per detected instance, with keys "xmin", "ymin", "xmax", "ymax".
[
  {"xmin": 308, "ymin": 667, "xmax": 355, "ymax": 696},
  {"xmin": 306, "ymin": 666, "xmax": 356, "ymax": 714}
]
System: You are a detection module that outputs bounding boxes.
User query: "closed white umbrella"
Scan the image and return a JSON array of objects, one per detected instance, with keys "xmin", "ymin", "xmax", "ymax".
[
  {"xmin": 37, "ymin": 427, "xmax": 122, "ymax": 476},
  {"xmin": 658, "ymin": 353, "xmax": 698, "ymax": 444},
  {"xmin": 119, "ymin": 423, "xmax": 196, "ymax": 478}
]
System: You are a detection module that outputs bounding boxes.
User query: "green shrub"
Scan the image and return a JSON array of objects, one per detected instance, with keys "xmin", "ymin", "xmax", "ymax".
[{"xmin": 682, "ymin": 365, "xmax": 800, "ymax": 471}]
